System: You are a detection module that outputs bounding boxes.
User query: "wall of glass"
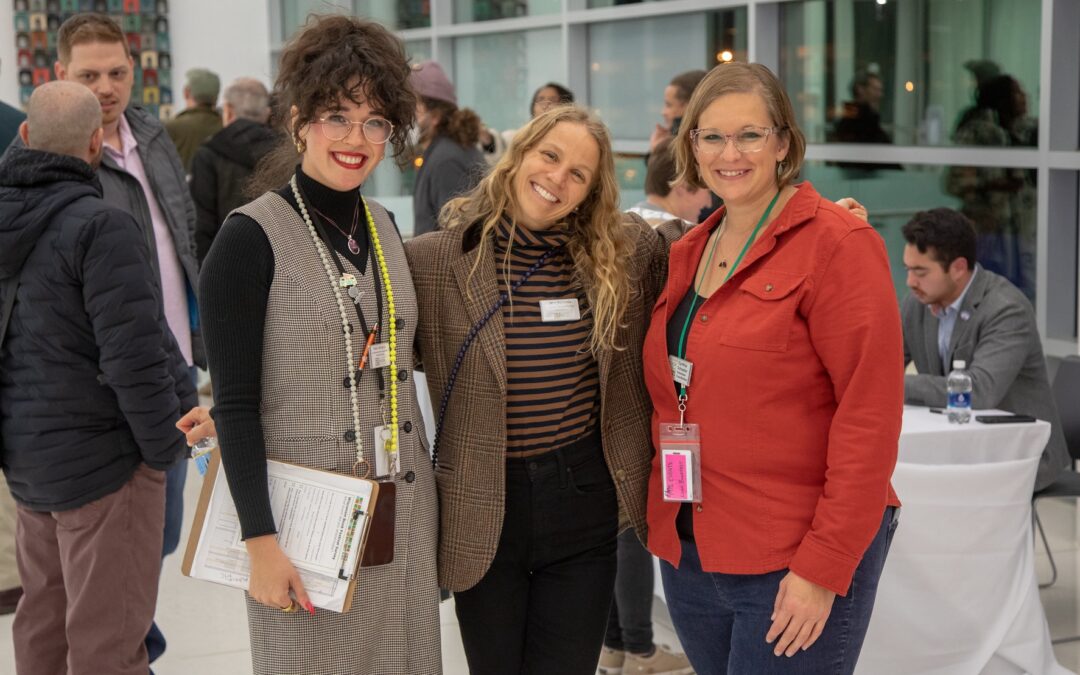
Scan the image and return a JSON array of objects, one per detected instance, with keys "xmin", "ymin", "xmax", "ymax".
[
  {"xmin": 280, "ymin": 0, "xmax": 429, "ymax": 34},
  {"xmin": 779, "ymin": 0, "xmax": 1040, "ymax": 148},
  {"xmin": 589, "ymin": 10, "xmax": 747, "ymax": 141},
  {"xmin": 802, "ymin": 161, "xmax": 1037, "ymax": 302},
  {"xmin": 453, "ymin": 29, "xmax": 564, "ymax": 133},
  {"xmin": 454, "ymin": 0, "xmax": 559, "ymax": 23},
  {"xmin": 267, "ymin": 0, "xmax": 1080, "ymax": 352}
]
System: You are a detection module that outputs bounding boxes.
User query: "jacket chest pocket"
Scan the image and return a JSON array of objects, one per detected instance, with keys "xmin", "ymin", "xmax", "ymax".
[{"xmin": 718, "ymin": 270, "xmax": 806, "ymax": 352}]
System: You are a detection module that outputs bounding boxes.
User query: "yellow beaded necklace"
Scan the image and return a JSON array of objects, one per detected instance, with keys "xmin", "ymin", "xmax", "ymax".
[{"xmin": 291, "ymin": 175, "xmax": 399, "ymax": 476}]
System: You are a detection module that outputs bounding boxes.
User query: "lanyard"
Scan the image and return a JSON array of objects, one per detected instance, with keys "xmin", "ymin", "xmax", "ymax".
[
  {"xmin": 431, "ymin": 244, "xmax": 564, "ymax": 468},
  {"xmin": 291, "ymin": 173, "xmax": 400, "ymax": 476},
  {"xmin": 297, "ymin": 180, "xmax": 386, "ymax": 389},
  {"xmin": 673, "ymin": 190, "xmax": 781, "ymax": 407}
]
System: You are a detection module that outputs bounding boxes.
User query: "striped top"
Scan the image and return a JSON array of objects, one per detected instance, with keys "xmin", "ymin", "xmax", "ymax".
[{"xmin": 494, "ymin": 221, "xmax": 600, "ymax": 455}]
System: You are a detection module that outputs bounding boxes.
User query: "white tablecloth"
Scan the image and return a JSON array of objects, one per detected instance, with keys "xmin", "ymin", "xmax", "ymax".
[{"xmin": 857, "ymin": 406, "xmax": 1069, "ymax": 675}]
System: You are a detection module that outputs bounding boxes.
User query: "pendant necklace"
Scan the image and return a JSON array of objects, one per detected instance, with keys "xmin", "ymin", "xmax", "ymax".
[
  {"xmin": 313, "ymin": 199, "xmax": 362, "ymax": 255},
  {"xmin": 715, "ymin": 217, "xmax": 730, "ymax": 269}
]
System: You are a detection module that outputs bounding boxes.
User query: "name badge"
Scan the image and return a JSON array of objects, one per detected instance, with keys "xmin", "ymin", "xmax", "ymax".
[
  {"xmin": 658, "ymin": 422, "xmax": 702, "ymax": 503},
  {"xmin": 539, "ymin": 298, "xmax": 581, "ymax": 322},
  {"xmin": 368, "ymin": 343, "xmax": 390, "ymax": 370},
  {"xmin": 669, "ymin": 355, "xmax": 693, "ymax": 387}
]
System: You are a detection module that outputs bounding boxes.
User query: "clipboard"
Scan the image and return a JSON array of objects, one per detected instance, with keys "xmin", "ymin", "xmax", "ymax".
[{"xmin": 182, "ymin": 452, "xmax": 379, "ymax": 613}]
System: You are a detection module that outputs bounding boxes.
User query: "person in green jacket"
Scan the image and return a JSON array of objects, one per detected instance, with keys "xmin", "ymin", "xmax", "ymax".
[{"xmin": 165, "ymin": 67, "xmax": 222, "ymax": 173}]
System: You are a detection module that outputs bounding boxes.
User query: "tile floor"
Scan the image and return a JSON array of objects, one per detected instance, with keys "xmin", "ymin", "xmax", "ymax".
[{"xmin": 3, "ymin": 485, "xmax": 1080, "ymax": 674}]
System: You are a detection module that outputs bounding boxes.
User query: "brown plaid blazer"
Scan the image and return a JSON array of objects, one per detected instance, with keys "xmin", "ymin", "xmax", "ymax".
[{"xmin": 406, "ymin": 213, "xmax": 673, "ymax": 592}]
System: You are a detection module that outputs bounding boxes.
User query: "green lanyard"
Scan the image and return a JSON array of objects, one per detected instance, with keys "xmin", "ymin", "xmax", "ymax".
[{"xmin": 674, "ymin": 190, "xmax": 782, "ymax": 404}]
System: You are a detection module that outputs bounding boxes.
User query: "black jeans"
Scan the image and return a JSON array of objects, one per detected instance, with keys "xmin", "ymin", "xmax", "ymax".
[
  {"xmin": 454, "ymin": 433, "xmax": 619, "ymax": 675},
  {"xmin": 604, "ymin": 528, "xmax": 655, "ymax": 654}
]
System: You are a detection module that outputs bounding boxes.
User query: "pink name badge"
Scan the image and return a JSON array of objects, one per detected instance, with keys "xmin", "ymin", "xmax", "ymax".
[{"xmin": 662, "ymin": 450, "xmax": 693, "ymax": 501}]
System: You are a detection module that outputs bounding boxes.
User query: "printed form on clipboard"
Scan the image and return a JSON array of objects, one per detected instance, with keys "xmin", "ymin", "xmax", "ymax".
[{"xmin": 182, "ymin": 453, "xmax": 379, "ymax": 613}]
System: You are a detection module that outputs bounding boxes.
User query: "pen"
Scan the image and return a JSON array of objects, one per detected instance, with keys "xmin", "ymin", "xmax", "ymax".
[
  {"xmin": 929, "ymin": 408, "xmax": 946, "ymax": 414},
  {"xmin": 356, "ymin": 324, "xmax": 379, "ymax": 370}
]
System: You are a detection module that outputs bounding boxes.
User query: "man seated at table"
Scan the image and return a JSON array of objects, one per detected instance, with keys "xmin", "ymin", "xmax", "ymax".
[{"xmin": 901, "ymin": 207, "xmax": 1068, "ymax": 490}]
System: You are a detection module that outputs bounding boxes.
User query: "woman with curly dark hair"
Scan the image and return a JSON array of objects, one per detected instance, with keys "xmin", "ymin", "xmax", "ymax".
[{"xmin": 198, "ymin": 15, "xmax": 440, "ymax": 673}]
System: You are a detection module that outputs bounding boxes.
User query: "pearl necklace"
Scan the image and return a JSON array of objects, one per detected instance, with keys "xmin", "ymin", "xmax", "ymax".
[{"xmin": 291, "ymin": 175, "xmax": 399, "ymax": 477}]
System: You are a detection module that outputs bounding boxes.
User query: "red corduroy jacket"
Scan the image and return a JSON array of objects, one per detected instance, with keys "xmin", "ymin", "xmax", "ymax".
[{"xmin": 644, "ymin": 183, "xmax": 904, "ymax": 596}]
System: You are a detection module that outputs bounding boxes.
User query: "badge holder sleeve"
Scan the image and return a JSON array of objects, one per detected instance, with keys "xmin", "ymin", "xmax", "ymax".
[{"xmin": 658, "ymin": 422, "xmax": 703, "ymax": 503}]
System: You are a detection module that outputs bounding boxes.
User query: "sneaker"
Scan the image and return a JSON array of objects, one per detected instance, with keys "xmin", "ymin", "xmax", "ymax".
[
  {"xmin": 598, "ymin": 645, "xmax": 626, "ymax": 674},
  {"xmin": 623, "ymin": 644, "xmax": 694, "ymax": 675}
]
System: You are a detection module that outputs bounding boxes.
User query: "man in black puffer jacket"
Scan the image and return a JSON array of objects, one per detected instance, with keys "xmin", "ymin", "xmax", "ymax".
[
  {"xmin": 0, "ymin": 81, "xmax": 195, "ymax": 675},
  {"xmin": 189, "ymin": 77, "xmax": 280, "ymax": 263}
]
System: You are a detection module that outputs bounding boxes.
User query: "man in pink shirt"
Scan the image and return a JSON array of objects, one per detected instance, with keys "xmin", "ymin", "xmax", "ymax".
[{"xmin": 53, "ymin": 14, "xmax": 201, "ymax": 667}]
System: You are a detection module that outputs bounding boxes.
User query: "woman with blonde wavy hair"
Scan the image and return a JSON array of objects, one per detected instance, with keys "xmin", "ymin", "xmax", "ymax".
[{"xmin": 406, "ymin": 105, "xmax": 670, "ymax": 674}]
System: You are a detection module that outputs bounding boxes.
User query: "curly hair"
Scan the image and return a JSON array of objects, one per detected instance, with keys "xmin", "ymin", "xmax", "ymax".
[
  {"xmin": 249, "ymin": 14, "xmax": 415, "ymax": 194},
  {"xmin": 439, "ymin": 106, "xmax": 632, "ymax": 354},
  {"xmin": 421, "ymin": 97, "xmax": 482, "ymax": 147},
  {"xmin": 673, "ymin": 62, "xmax": 806, "ymax": 191}
]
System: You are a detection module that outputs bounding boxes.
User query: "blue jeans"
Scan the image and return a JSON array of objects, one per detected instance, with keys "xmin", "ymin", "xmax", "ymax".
[
  {"xmin": 145, "ymin": 366, "xmax": 196, "ymax": 666},
  {"xmin": 660, "ymin": 507, "xmax": 899, "ymax": 675}
]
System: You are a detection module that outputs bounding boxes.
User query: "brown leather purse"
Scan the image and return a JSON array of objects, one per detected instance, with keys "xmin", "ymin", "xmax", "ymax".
[{"xmin": 360, "ymin": 481, "xmax": 395, "ymax": 566}]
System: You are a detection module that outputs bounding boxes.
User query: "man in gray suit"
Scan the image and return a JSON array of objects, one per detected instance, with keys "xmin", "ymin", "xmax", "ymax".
[{"xmin": 901, "ymin": 207, "xmax": 1067, "ymax": 490}]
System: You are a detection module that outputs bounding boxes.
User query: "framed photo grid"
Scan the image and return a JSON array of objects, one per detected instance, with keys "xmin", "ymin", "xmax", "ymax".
[{"xmin": 11, "ymin": 0, "xmax": 172, "ymax": 118}]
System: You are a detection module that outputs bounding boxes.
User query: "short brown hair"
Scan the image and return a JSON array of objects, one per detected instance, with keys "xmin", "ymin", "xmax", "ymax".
[
  {"xmin": 644, "ymin": 138, "xmax": 677, "ymax": 197},
  {"xmin": 669, "ymin": 70, "xmax": 708, "ymax": 104},
  {"xmin": 673, "ymin": 62, "xmax": 806, "ymax": 190},
  {"xmin": 57, "ymin": 14, "xmax": 129, "ymax": 64}
]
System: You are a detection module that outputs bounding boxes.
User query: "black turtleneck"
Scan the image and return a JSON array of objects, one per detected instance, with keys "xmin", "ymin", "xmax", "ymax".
[{"xmin": 199, "ymin": 167, "xmax": 388, "ymax": 539}]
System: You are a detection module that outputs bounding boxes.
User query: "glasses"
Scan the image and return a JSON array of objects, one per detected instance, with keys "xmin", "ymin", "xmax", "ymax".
[
  {"xmin": 690, "ymin": 126, "xmax": 784, "ymax": 154},
  {"xmin": 315, "ymin": 114, "xmax": 394, "ymax": 144}
]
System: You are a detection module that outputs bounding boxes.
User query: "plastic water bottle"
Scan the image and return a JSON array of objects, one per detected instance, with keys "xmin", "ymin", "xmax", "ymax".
[{"xmin": 946, "ymin": 359, "xmax": 973, "ymax": 424}]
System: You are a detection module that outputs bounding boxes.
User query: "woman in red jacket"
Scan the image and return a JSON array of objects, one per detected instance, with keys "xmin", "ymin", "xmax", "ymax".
[{"xmin": 643, "ymin": 62, "xmax": 904, "ymax": 674}]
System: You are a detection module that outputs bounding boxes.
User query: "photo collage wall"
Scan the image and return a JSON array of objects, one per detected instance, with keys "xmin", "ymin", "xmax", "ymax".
[{"xmin": 11, "ymin": 0, "xmax": 172, "ymax": 119}]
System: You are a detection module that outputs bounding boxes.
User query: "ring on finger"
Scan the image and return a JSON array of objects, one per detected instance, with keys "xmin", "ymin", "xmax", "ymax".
[{"xmin": 280, "ymin": 600, "xmax": 298, "ymax": 613}]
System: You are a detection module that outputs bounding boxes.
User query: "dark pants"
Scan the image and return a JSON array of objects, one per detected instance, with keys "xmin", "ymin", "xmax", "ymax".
[
  {"xmin": 145, "ymin": 365, "xmax": 195, "ymax": 665},
  {"xmin": 604, "ymin": 528, "xmax": 655, "ymax": 654},
  {"xmin": 13, "ymin": 465, "xmax": 166, "ymax": 675},
  {"xmin": 660, "ymin": 507, "xmax": 898, "ymax": 675},
  {"xmin": 454, "ymin": 435, "xmax": 619, "ymax": 675}
]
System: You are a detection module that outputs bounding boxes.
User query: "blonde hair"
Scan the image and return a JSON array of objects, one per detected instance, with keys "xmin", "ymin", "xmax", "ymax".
[
  {"xmin": 440, "ymin": 106, "xmax": 631, "ymax": 353},
  {"xmin": 673, "ymin": 62, "xmax": 806, "ymax": 191}
]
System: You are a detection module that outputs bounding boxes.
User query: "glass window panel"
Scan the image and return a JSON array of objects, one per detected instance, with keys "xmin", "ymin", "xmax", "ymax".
[
  {"xmin": 615, "ymin": 154, "xmax": 647, "ymax": 211},
  {"xmin": 454, "ymin": 0, "xmax": 559, "ymax": 23},
  {"xmin": 589, "ymin": 10, "xmax": 747, "ymax": 141},
  {"xmin": 453, "ymin": 29, "xmax": 564, "ymax": 134},
  {"xmin": 279, "ymin": 0, "xmax": 428, "ymax": 38},
  {"xmin": 779, "ymin": 0, "xmax": 1040, "ymax": 147},
  {"xmin": 800, "ymin": 161, "xmax": 1038, "ymax": 303},
  {"xmin": 405, "ymin": 39, "xmax": 432, "ymax": 63}
]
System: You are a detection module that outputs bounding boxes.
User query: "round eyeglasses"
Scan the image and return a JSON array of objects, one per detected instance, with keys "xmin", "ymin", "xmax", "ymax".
[
  {"xmin": 690, "ymin": 126, "xmax": 784, "ymax": 155},
  {"xmin": 315, "ymin": 114, "xmax": 394, "ymax": 144}
]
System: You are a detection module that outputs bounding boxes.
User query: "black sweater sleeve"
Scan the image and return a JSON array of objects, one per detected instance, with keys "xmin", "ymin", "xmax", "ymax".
[
  {"xmin": 200, "ymin": 179, "xmax": 373, "ymax": 540},
  {"xmin": 200, "ymin": 213, "xmax": 277, "ymax": 539}
]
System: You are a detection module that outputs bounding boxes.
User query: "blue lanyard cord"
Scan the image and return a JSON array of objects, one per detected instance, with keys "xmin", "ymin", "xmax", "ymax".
[
  {"xmin": 673, "ymin": 190, "xmax": 782, "ymax": 400},
  {"xmin": 431, "ymin": 245, "xmax": 564, "ymax": 468}
]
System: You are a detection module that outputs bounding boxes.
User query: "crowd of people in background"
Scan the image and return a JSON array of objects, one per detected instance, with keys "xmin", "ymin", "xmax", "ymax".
[{"xmin": 0, "ymin": 9, "xmax": 1070, "ymax": 675}]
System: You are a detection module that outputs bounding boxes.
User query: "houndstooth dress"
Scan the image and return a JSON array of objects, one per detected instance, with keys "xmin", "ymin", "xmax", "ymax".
[{"xmin": 233, "ymin": 192, "xmax": 441, "ymax": 675}]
